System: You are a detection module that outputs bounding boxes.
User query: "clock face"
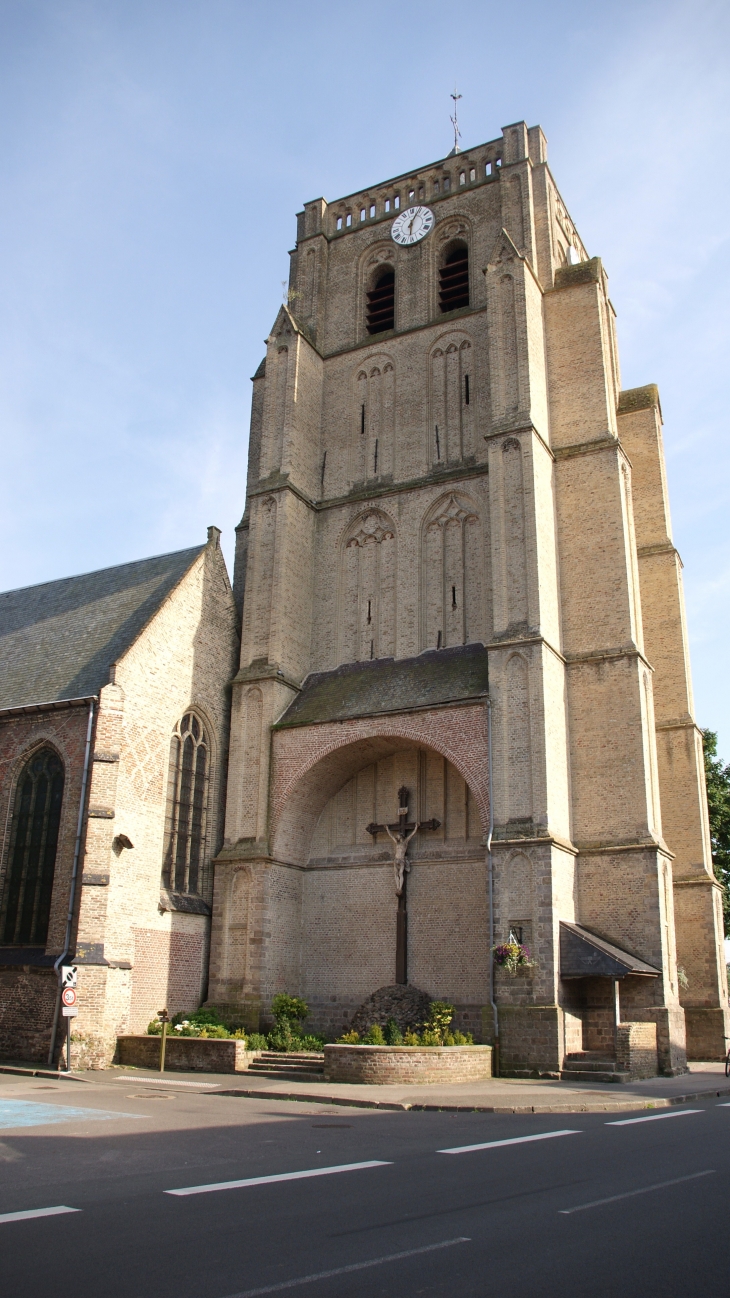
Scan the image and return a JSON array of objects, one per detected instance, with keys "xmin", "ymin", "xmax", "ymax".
[{"xmin": 391, "ymin": 205, "xmax": 435, "ymax": 246}]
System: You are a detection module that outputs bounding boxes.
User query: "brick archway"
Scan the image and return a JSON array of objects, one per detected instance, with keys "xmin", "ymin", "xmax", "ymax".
[{"xmin": 269, "ymin": 703, "xmax": 489, "ymax": 866}]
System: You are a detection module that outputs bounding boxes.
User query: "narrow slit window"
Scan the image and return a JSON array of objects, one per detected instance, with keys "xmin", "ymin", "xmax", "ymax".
[
  {"xmin": 320, "ymin": 451, "xmax": 326, "ymax": 490},
  {"xmin": 336, "ymin": 216, "xmax": 343, "ymax": 230},
  {"xmin": 452, "ymin": 586, "xmax": 457, "ymax": 607},
  {"xmin": 435, "ymin": 425, "xmax": 441, "ymax": 461},
  {"xmin": 370, "ymin": 203, "xmax": 376, "ymax": 218},
  {"xmin": 486, "ymin": 161, "xmax": 492, "ymax": 176},
  {"xmin": 346, "ymin": 212, "xmax": 352, "ymax": 226},
  {"xmin": 385, "ymin": 198, "xmax": 390, "ymax": 212},
  {"xmin": 162, "ymin": 712, "xmax": 211, "ymax": 898},
  {"xmin": 366, "ymin": 269, "xmax": 395, "ymax": 334},
  {"xmin": 439, "ymin": 243, "xmax": 469, "ymax": 312},
  {"xmin": 444, "ymin": 175, "xmax": 451, "ymax": 191},
  {"xmin": 409, "ymin": 188, "xmax": 415, "ymax": 200},
  {"xmin": 360, "ymin": 208, "xmax": 366, "ymax": 221},
  {"xmin": 459, "ymin": 171, "xmax": 466, "ymax": 185},
  {"xmin": 433, "ymin": 179, "xmax": 440, "ymax": 194},
  {"xmin": 470, "ymin": 167, "xmax": 476, "ymax": 182},
  {"xmin": 0, "ymin": 747, "xmax": 64, "ymax": 945},
  {"xmin": 394, "ymin": 194, "xmax": 400, "ymax": 210},
  {"xmin": 373, "ymin": 438, "xmax": 378, "ymax": 475},
  {"xmin": 361, "ymin": 403, "xmax": 366, "ymax": 434},
  {"xmin": 464, "ymin": 375, "xmax": 470, "ymax": 405}
]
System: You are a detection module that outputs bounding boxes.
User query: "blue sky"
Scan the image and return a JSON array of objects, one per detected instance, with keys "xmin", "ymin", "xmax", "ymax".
[{"xmin": 0, "ymin": 0, "xmax": 728, "ymax": 754}]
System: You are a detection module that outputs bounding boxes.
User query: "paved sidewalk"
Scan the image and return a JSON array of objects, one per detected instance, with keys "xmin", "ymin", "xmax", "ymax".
[{"xmin": 5, "ymin": 1059, "xmax": 728, "ymax": 1113}]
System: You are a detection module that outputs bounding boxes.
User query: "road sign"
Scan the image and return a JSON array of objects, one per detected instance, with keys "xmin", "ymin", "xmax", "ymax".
[
  {"xmin": 61, "ymin": 1005, "xmax": 78, "ymax": 1017},
  {"xmin": 61, "ymin": 986, "xmax": 77, "ymax": 1009},
  {"xmin": 61, "ymin": 965, "xmax": 77, "ymax": 988}
]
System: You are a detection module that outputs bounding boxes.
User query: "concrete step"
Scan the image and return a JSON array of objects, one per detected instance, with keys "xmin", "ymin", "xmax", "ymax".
[
  {"xmin": 560, "ymin": 1068, "xmax": 631, "ymax": 1083},
  {"xmin": 247, "ymin": 1068, "xmax": 325, "ymax": 1081},
  {"xmin": 248, "ymin": 1061, "xmax": 325, "ymax": 1073}
]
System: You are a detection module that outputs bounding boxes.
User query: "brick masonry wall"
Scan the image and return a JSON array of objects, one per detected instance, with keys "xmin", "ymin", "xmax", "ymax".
[
  {"xmin": 616, "ymin": 1021, "xmax": 658, "ymax": 1079},
  {"xmin": 324, "ymin": 1043, "xmax": 492, "ymax": 1084},
  {"xmin": 117, "ymin": 1035, "xmax": 256, "ymax": 1072},
  {"xmin": 0, "ymin": 966, "xmax": 58, "ymax": 1063}
]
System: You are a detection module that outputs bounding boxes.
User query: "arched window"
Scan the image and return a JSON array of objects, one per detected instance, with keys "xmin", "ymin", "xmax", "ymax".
[
  {"xmin": 439, "ymin": 242, "xmax": 469, "ymax": 312},
  {"xmin": 162, "ymin": 713, "xmax": 210, "ymax": 896},
  {"xmin": 0, "ymin": 748, "xmax": 64, "ymax": 945},
  {"xmin": 366, "ymin": 269, "xmax": 395, "ymax": 334}
]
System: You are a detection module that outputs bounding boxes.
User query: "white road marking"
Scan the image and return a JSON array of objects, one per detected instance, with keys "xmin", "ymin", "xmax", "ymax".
[
  {"xmin": 220, "ymin": 1238, "xmax": 471, "ymax": 1296},
  {"xmin": 559, "ymin": 1169, "xmax": 715, "ymax": 1214},
  {"xmin": 165, "ymin": 1160, "xmax": 392, "ymax": 1196},
  {"xmin": 0, "ymin": 1205, "xmax": 81, "ymax": 1224},
  {"xmin": 438, "ymin": 1129, "xmax": 581, "ymax": 1154},
  {"xmin": 606, "ymin": 1109, "xmax": 704, "ymax": 1126},
  {"xmin": 114, "ymin": 1077, "xmax": 220, "ymax": 1089},
  {"xmin": 716, "ymin": 1102, "xmax": 730, "ymax": 1106}
]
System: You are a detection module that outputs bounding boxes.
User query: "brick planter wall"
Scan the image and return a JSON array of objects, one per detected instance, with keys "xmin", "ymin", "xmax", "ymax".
[
  {"xmin": 116, "ymin": 1035, "xmax": 259, "ymax": 1073},
  {"xmin": 324, "ymin": 1044, "xmax": 492, "ymax": 1084},
  {"xmin": 616, "ymin": 1022, "xmax": 658, "ymax": 1079}
]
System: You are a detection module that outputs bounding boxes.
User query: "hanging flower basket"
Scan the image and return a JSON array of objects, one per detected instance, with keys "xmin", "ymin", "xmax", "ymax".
[{"xmin": 492, "ymin": 942, "xmax": 534, "ymax": 975}]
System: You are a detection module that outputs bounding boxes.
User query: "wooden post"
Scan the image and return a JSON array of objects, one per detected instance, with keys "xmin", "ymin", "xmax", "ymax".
[{"xmin": 158, "ymin": 1008, "xmax": 169, "ymax": 1072}]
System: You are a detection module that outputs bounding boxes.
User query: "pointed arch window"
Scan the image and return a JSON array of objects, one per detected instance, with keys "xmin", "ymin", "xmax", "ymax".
[
  {"xmin": 162, "ymin": 713, "xmax": 210, "ymax": 897},
  {"xmin": 0, "ymin": 748, "xmax": 64, "ymax": 945},
  {"xmin": 366, "ymin": 269, "xmax": 395, "ymax": 334},
  {"xmin": 439, "ymin": 243, "xmax": 470, "ymax": 312}
]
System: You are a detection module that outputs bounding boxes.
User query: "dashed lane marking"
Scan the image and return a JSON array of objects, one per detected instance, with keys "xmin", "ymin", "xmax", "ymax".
[
  {"xmin": 606, "ymin": 1109, "xmax": 704, "ymax": 1126},
  {"xmin": 0, "ymin": 1206, "xmax": 81, "ymax": 1225},
  {"xmin": 559, "ymin": 1169, "xmax": 715, "ymax": 1214},
  {"xmin": 219, "ymin": 1238, "xmax": 471, "ymax": 1296},
  {"xmin": 438, "ymin": 1129, "xmax": 581, "ymax": 1154},
  {"xmin": 165, "ymin": 1160, "xmax": 392, "ymax": 1196}
]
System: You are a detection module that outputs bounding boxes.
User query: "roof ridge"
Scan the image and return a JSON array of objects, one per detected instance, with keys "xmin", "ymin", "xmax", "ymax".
[{"xmin": 0, "ymin": 543, "xmax": 205, "ymax": 600}]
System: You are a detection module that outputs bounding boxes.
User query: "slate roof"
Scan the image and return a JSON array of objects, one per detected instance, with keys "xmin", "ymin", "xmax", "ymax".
[
  {"xmin": 559, "ymin": 921, "xmax": 660, "ymax": 979},
  {"xmin": 274, "ymin": 643, "xmax": 489, "ymax": 729},
  {"xmin": 0, "ymin": 546, "xmax": 205, "ymax": 711}
]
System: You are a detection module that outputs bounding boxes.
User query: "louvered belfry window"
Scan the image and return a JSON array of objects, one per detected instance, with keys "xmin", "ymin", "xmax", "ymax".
[
  {"xmin": 439, "ymin": 244, "xmax": 470, "ymax": 312},
  {"xmin": 366, "ymin": 270, "xmax": 395, "ymax": 334},
  {"xmin": 0, "ymin": 748, "xmax": 64, "ymax": 945},
  {"xmin": 162, "ymin": 712, "xmax": 210, "ymax": 896}
]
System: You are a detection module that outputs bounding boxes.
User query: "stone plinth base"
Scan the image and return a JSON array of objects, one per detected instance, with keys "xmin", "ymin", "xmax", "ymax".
[
  {"xmin": 116, "ymin": 1035, "xmax": 259, "ymax": 1073},
  {"xmin": 616, "ymin": 1022, "xmax": 657, "ymax": 1079},
  {"xmin": 323, "ymin": 1044, "xmax": 492, "ymax": 1084},
  {"xmin": 684, "ymin": 1007, "xmax": 730, "ymax": 1061},
  {"xmin": 497, "ymin": 1006, "xmax": 562, "ymax": 1077}
]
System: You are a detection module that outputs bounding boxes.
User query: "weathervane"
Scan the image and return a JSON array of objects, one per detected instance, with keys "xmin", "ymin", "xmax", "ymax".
[{"xmin": 449, "ymin": 87, "xmax": 462, "ymax": 156}]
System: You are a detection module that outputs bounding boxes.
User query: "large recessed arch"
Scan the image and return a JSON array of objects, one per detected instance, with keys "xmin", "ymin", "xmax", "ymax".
[{"xmin": 269, "ymin": 709, "xmax": 489, "ymax": 866}]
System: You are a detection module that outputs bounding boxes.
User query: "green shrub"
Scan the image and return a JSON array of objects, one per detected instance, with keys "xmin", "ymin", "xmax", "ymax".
[
  {"xmin": 420, "ymin": 1027, "xmax": 442, "ymax": 1046},
  {"xmin": 403, "ymin": 1030, "xmax": 420, "ymax": 1045},
  {"xmin": 337, "ymin": 1030, "xmax": 360, "ymax": 1044},
  {"xmin": 384, "ymin": 1017, "xmax": 403, "ymax": 1045},
  {"xmin": 297, "ymin": 1034, "xmax": 325, "ymax": 1051},
  {"xmin": 361, "ymin": 1024, "xmax": 386, "ymax": 1044},
  {"xmin": 246, "ymin": 1033, "xmax": 268, "ymax": 1050},
  {"xmin": 425, "ymin": 1001, "xmax": 455, "ymax": 1043},
  {"xmin": 271, "ymin": 993, "xmax": 309, "ymax": 1023},
  {"xmin": 146, "ymin": 1020, "xmax": 163, "ymax": 1035}
]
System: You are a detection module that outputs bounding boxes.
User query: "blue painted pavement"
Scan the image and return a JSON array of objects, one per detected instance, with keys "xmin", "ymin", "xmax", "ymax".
[{"xmin": 0, "ymin": 1100, "xmax": 141, "ymax": 1130}]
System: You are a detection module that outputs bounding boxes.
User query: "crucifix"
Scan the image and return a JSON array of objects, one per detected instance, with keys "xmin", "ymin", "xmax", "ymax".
[{"xmin": 366, "ymin": 787, "xmax": 441, "ymax": 984}]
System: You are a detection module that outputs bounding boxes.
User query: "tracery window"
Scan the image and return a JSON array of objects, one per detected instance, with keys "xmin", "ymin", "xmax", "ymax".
[
  {"xmin": 439, "ymin": 242, "xmax": 470, "ymax": 312},
  {"xmin": 0, "ymin": 748, "xmax": 64, "ymax": 945},
  {"xmin": 162, "ymin": 712, "xmax": 210, "ymax": 896}
]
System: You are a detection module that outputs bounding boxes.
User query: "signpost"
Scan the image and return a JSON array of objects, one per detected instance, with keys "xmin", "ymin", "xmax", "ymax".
[
  {"xmin": 60, "ymin": 966, "xmax": 78, "ymax": 1073},
  {"xmin": 158, "ymin": 1008, "xmax": 169, "ymax": 1072}
]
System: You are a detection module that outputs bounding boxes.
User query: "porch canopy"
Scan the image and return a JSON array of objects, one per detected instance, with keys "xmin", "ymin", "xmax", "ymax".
[{"xmin": 559, "ymin": 921, "xmax": 660, "ymax": 980}]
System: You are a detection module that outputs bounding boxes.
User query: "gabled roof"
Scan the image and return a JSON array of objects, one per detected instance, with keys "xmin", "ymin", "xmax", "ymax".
[
  {"xmin": 559, "ymin": 921, "xmax": 660, "ymax": 979},
  {"xmin": 274, "ymin": 643, "xmax": 489, "ymax": 729},
  {"xmin": 0, "ymin": 546, "xmax": 205, "ymax": 711}
]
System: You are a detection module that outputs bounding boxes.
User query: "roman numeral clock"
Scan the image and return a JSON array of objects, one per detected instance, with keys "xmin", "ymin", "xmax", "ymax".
[{"xmin": 390, "ymin": 204, "xmax": 435, "ymax": 245}]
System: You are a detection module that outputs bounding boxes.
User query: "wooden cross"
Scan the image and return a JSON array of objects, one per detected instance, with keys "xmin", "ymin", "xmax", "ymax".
[{"xmin": 366, "ymin": 787, "xmax": 441, "ymax": 984}]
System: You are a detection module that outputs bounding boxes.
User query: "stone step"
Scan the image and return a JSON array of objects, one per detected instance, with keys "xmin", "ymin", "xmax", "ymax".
[
  {"xmin": 563, "ymin": 1058, "xmax": 619, "ymax": 1073},
  {"xmin": 248, "ymin": 1060, "xmax": 324, "ymax": 1072},
  {"xmin": 257, "ymin": 1052, "xmax": 325, "ymax": 1062},
  {"xmin": 560, "ymin": 1068, "xmax": 630, "ymax": 1084},
  {"xmin": 247, "ymin": 1068, "xmax": 325, "ymax": 1081}
]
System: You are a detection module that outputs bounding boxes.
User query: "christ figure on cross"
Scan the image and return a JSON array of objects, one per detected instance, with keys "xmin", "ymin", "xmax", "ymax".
[{"xmin": 366, "ymin": 787, "xmax": 441, "ymax": 984}]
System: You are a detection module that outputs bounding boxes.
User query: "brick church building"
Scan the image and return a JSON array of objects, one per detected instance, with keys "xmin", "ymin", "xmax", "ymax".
[{"xmin": 0, "ymin": 121, "xmax": 726, "ymax": 1076}]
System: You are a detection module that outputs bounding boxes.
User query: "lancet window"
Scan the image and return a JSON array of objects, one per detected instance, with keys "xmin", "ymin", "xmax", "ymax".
[
  {"xmin": 439, "ymin": 242, "xmax": 470, "ymax": 312},
  {"xmin": 422, "ymin": 494, "xmax": 484, "ymax": 650},
  {"xmin": 340, "ymin": 510, "xmax": 397, "ymax": 664},
  {"xmin": 0, "ymin": 747, "xmax": 65, "ymax": 946},
  {"xmin": 162, "ymin": 712, "xmax": 211, "ymax": 897},
  {"xmin": 366, "ymin": 269, "xmax": 395, "ymax": 334}
]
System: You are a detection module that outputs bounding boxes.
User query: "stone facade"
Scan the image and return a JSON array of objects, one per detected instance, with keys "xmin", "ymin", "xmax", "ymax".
[
  {"xmin": 210, "ymin": 120, "xmax": 728, "ymax": 1076},
  {"xmin": 0, "ymin": 532, "xmax": 239, "ymax": 1066}
]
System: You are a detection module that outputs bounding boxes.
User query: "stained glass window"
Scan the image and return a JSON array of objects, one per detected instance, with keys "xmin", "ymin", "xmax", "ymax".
[
  {"xmin": 161, "ymin": 712, "xmax": 210, "ymax": 896},
  {"xmin": 0, "ymin": 748, "xmax": 65, "ymax": 945}
]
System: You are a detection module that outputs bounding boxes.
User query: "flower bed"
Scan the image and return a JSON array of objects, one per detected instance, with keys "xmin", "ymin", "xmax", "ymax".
[
  {"xmin": 116, "ymin": 1035, "xmax": 261, "ymax": 1073},
  {"xmin": 324, "ymin": 1044, "xmax": 493, "ymax": 1085}
]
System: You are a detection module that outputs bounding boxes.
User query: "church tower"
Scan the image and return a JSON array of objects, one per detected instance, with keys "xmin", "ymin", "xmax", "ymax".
[{"xmin": 210, "ymin": 122, "xmax": 728, "ymax": 1075}]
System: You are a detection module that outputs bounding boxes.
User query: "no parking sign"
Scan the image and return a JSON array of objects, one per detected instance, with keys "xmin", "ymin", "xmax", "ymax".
[{"xmin": 61, "ymin": 966, "xmax": 78, "ymax": 1017}]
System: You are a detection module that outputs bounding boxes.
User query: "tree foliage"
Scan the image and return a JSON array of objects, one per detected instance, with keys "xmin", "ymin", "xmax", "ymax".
[{"xmin": 703, "ymin": 730, "xmax": 730, "ymax": 935}]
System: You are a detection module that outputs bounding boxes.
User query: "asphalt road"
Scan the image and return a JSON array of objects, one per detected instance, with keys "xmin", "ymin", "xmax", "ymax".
[{"xmin": 0, "ymin": 1071, "xmax": 728, "ymax": 1298}]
